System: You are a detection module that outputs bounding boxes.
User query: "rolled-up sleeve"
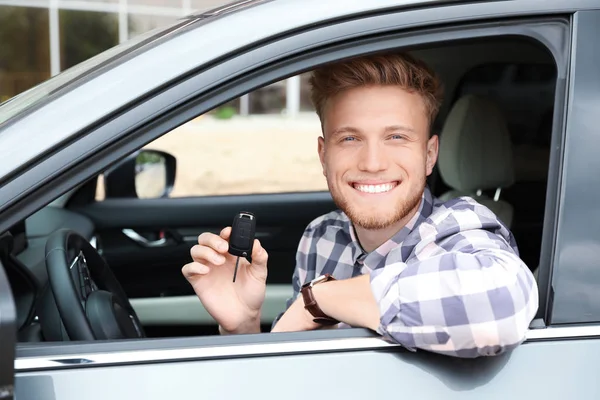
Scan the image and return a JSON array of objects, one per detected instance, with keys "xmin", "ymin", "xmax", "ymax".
[{"xmin": 370, "ymin": 216, "xmax": 539, "ymax": 358}]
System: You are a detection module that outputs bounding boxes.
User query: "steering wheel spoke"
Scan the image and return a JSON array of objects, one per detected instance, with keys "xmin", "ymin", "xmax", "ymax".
[
  {"xmin": 44, "ymin": 229, "xmax": 145, "ymax": 341},
  {"xmin": 69, "ymin": 250, "xmax": 91, "ymax": 304}
]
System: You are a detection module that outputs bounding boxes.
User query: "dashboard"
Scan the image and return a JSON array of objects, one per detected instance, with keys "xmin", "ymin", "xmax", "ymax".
[
  {"xmin": 19, "ymin": 206, "xmax": 97, "ymax": 283},
  {"xmin": 4, "ymin": 205, "xmax": 100, "ymax": 342}
]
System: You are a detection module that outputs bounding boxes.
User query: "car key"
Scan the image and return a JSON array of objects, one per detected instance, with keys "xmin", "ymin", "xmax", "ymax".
[{"xmin": 228, "ymin": 211, "xmax": 256, "ymax": 282}]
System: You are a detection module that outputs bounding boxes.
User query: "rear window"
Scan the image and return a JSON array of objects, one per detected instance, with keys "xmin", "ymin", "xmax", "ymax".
[{"xmin": 455, "ymin": 62, "xmax": 556, "ymax": 145}]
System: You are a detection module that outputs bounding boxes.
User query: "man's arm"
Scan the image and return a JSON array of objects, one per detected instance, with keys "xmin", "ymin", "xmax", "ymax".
[
  {"xmin": 311, "ymin": 211, "xmax": 539, "ymax": 357},
  {"xmin": 311, "ymin": 274, "xmax": 379, "ymax": 330},
  {"xmin": 313, "ymin": 244, "xmax": 538, "ymax": 357}
]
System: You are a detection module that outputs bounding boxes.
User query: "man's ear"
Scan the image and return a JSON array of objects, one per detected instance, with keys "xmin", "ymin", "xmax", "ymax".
[
  {"xmin": 318, "ymin": 135, "xmax": 326, "ymax": 176},
  {"xmin": 425, "ymin": 134, "xmax": 439, "ymax": 176}
]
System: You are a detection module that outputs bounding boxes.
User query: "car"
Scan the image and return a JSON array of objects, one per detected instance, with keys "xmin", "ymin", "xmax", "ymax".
[{"xmin": 1, "ymin": 0, "xmax": 600, "ymax": 398}]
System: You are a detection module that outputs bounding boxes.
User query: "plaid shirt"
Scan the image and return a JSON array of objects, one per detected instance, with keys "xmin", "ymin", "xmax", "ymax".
[{"xmin": 276, "ymin": 186, "xmax": 539, "ymax": 358}]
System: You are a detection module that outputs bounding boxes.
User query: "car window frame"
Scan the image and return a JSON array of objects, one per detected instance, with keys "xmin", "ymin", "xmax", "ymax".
[
  {"xmin": 545, "ymin": 9, "xmax": 600, "ymax": 324},
  {"xmin": 6, "ymin": 13, "xmax": 579, "ymax": 372}
]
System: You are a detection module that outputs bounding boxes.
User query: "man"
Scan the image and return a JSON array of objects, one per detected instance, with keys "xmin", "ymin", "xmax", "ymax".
[{"xmin": 182, "ymin": 53, "xmax": 539, "ymax": 358}]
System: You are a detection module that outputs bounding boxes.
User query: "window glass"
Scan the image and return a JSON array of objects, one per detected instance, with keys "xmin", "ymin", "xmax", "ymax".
[
  {"xmin": 60, "ymin": 0, "xmax": 118, "ymax": 3},
  {"xmin": 191, "ymin": 0, "xmax": 234, "ymax": 12},
  {"xmin": 0, "ymin": 6, "xmax": 51, "ymax": 103},
  {"xmin": 59, "ymin": 10, "xmax": 119, "ymax": 70},
  {"xmin": 128, "ymin": 0, "xmax": 182, "ymax": 6},
  {"xmin": 455, "ymin": 62, "xmax": 556, "ymax": 145},
  {"xmin": 128, "ymin": 13, "xmax": 179, "ymax": 39},
  {"xmin": 0, "ymin": 10, "xmax": 184, "ymax": 126},
  {"xmin": 513, "ymin": 64, "xmax": 555, "ymax": 83},
  {"xmin": 458, "ymin": 63, "xmax": 506, "ymax": 84}
]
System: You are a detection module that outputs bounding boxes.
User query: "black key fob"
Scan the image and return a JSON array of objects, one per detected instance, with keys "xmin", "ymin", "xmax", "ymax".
[{"xmin": 228, "ymin": 212, "xmax": 256, "ymax": 264}]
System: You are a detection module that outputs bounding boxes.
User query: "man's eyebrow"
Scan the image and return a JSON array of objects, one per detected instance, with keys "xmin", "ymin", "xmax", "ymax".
[
  {"xmin": 330, "ymin": 126, "xmax": 361, "ymax": 136},
  {"xmin": 329, "ymin": 125, "xmax": 416, "ymax": 137},
  {"xmin": 384, "ymin": 125, "xmax": 415, "ymax": 133}
]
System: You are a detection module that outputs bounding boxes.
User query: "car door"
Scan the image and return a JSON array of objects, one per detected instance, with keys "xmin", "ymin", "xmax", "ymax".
[{"xmin": 8, "ymin": 1, "xmax": 600, "ymax": 400}]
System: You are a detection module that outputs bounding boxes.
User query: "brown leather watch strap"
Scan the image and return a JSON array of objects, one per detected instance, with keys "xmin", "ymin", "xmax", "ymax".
[{"xmin": 300, "ymin": 274, "xmax": 339, "ymax": 325}]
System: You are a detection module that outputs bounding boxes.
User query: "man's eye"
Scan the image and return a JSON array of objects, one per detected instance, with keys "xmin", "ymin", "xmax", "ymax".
[
  {"xmin": 342, "ymin": 136, "xmax": 356, "ymax": 142},
  {"xmin": 390, "ymin": 134, "xmax": 404, "ymax": 140}
]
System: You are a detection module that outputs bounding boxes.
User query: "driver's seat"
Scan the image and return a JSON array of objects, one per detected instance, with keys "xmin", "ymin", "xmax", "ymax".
[{"xmin": 437, "ymin": 94, "xmax": 515, "ymax": 228}]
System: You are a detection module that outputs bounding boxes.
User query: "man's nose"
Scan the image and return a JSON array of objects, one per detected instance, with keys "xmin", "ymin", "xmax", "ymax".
[{"xmin": 357, "ymin": 141, "xmax": 389, "ymax": 172}]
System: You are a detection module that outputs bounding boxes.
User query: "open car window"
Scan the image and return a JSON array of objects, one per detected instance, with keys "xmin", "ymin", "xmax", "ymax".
[{"xmin": 7, "ymin": 12, "xmax": 571, "ymax": 350}]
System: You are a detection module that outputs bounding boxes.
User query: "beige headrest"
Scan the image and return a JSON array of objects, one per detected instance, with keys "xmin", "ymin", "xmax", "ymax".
[{"xmin": 438, "ymin": 94, "xmax": 514, "ymax": 192}]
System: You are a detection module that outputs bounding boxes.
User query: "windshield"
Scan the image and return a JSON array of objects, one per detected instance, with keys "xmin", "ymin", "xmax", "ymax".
[{"xmin": 0, "ymin": 19, "xmax": 189, "ymax": 127}]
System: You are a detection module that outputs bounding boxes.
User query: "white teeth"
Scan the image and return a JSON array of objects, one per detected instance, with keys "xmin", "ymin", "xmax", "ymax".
[{"xmin": 354, "ymin": 183, "xmax": 396, "ymax": 193}]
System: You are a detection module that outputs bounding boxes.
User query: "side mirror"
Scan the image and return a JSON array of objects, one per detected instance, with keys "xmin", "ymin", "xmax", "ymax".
[{"xmin": 104, "ymin": 150, "xmax": 176, "ymax": 199}]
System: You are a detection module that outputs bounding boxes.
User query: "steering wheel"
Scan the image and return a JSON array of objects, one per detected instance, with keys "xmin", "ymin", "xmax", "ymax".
[{"xmin": 44, "ymin": 229, "xmax": 145, "ymax": 340}]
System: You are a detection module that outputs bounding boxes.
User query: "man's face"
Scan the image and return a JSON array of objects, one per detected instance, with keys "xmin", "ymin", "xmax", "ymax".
[{"xmin": 318, "ymin": 85, "xmax": 438, "ymax": 230}]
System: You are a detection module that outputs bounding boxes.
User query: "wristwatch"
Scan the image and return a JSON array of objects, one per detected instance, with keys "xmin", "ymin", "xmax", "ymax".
[{"xmin": 300, "ymin": 274, "xmax": 339, "ymax": 325}]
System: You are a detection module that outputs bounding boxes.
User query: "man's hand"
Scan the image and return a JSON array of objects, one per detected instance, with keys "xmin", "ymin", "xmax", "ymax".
[
  {"xmin": 182, "ymin": 227, "xmax": 268, "ymax": 334},
  {"xmin": 270, "ymin": 296, "xmax": 324, "ymax": 333}
]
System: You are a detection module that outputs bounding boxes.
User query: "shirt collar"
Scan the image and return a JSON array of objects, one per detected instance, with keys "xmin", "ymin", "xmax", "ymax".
[{"xmin": 346, "ymin": 185, "xmax": 434, "ymax": 266}]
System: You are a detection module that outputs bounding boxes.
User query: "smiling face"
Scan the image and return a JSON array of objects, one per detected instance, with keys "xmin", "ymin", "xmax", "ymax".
[{"xmin": 318, "ymin": 85, "xmax": 438, "ymax": 231}]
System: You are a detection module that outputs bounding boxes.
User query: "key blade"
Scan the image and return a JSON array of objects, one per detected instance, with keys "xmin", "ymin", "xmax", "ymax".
[{"xmin": 233, "ymin": 257, "xmax": 240, "ymax": 282}]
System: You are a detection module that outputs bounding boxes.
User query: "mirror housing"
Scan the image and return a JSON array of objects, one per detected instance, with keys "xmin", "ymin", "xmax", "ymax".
[{"xmin": 104, "ymin": 149, "xmax": 176, "ymax": 199}]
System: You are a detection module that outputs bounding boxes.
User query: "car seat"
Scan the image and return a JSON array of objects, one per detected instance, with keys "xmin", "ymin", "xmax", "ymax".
[{"xmin": 437, "ymin": 94, "xmax": 515, "ymax": 228}]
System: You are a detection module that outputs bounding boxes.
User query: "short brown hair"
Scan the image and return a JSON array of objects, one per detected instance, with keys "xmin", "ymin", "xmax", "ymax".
[{"xmin": 309, "ymin": 53, "xmax": 444, "ymax": 131}]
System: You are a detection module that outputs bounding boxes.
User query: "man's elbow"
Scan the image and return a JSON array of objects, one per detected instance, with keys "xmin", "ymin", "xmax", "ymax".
[
  {"xmin": 467, "ymin": 266, "xmax": 540, "ymax": 356},
  {"xmin": 430, "ymin": 306, "xmax": 536, "ymax": 358},
  {"xmin": 470, "ymin": 322, "xmax": 529, "ymax": 357},
  {"xmin": 470, "ymin": 301, "xmax": 537, "ymax": 356},
  {"xmin": 424, "ymin": 324, "xmax": 529, "ymax": 358}
]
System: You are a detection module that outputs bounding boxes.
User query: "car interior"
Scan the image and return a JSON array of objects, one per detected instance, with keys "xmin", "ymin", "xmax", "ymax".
[{"xmin": 1, "ymin": 34, "xmax": 556, "ymax": 345}]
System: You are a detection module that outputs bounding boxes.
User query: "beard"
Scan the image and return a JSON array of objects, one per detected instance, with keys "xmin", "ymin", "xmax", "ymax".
[{"xmin": 328, "ymin": 177, "xmax": 426, "ymax": 230}]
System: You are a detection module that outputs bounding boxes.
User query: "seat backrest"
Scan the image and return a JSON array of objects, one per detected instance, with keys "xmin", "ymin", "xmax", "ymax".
[{"xmin": 437, "ymin": 94, "xmax": 515, "ymax": 227}]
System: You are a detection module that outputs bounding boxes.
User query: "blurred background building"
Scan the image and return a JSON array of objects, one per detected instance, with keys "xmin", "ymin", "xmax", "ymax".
[{"xmin": 0, "ymin": 0, "xmax": 315, "ymax": 116}]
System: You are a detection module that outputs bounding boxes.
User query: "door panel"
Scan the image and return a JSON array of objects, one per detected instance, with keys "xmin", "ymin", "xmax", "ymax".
[
  {"xmin": 70, "ymin": 191, "xmax": 337, "ymax": 335},
  {"xmin": 14, "ymin": 336, "xmax": 600, "ymax": 400},
  {"xmin": 129, "ymin": 284, "xmax": 291, "ymax": 325}
]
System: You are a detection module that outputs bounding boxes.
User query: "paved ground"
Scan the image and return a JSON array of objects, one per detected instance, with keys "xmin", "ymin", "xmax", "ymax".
[{"xmin": 140, "ymin": 113, "xmax": 330, "ymax": 198}]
